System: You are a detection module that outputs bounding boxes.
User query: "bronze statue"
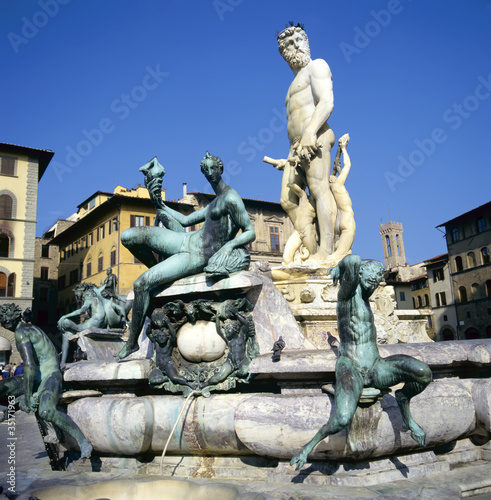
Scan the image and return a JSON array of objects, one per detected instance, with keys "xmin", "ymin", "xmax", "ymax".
[
  {"xmin": 116, "ymin": 153, "xmax": 256, "ymax": 360},
  {"xmin": 0, "ymin": 304, "xmax": 92, "ymax": 459},
  {"xmin": 58, "ymin": 282, "xmax": 126, "ymax": 368},
  {"xmin": 290, "ymin": 255, "xmax": 432, "ymax": 470}
]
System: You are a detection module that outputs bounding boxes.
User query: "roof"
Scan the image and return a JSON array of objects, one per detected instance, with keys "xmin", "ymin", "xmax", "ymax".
[
  {"xmin": 49, "ymin": 194, "xmax": 194, "ymax": 246},
  {"xmin": 77, "ymin": 191, "xmax": 114, "ymax": 209},
  {"xmin": 424, "ymin": 253, "xmax": 448, "ymax": 266},
  {"xmin": 437, "ymin": 201, "xmax": 491, "ymax": 228},
  {"xmin": 0, "ymin": 142, "xmax": 54, "ymax": 181},
  {"xmin": 407, "ymin": 273, "xmax": 427, "ymax": 283}
]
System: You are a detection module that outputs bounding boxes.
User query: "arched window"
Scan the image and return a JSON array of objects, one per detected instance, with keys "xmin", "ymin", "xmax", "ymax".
[
  {"xmin": 441, "ymin": 329, "xmax": 454, "ymax": 341},
  {"xmin": 417, "ymin": 296, "xmax": 422, "ymax": 308},
  {"xmin": 98, "ymin": 252, "xmax": 104, "ymax": 273},
  {"xmin": 424, "ymin": 294, "xmax": 429, "ymax": 307},
  {"xmin": 0, "ymin": 272, "xmax": 14, "ymax": 297},
  {"xmin": 471, "ymin": 283, "xmax": 481, "ymax": 300},
  {"xmin": 455, "ymin": 256, "xmax": 463, "ymax": 272},
  {"xmin": 7, "ymin": 273, "xmax": 15, "ymax": 297},
  {"xmin": 86, "ymin": 260, "xmax": 92, "ymax": 278},
  {"xmin": 481, "ymin": 247, "xmax": 490, "ymax": 265},
  {"xmin": 412, "ymin": 297, "xmax": 416, "ymax": 308},
  {"xmin": 464, "ymin": 327, "xmax": 480, "ymax": 340},
  {"xmin": 386, "ymin": 235, "xmax": 391, "ymax": 257},
  {"xmin": 0, "ymin": 195, "xmax": 13, "ymax": 219},
  {"xmin": 467, "ymin": 252, "xmax": 476, "ymax": 268},
  {"xmin": 0, "ymin": 234, "xmax": 9, "ymax": 258},
  {"xmin": 396, "ymin": 234, "xmax": 401, "ymax": 256},
  {"xmin": 0, "ymin": 272, "xmax": 6, "ymax": 297},
  {"xmin": 459, "ymin": 286, "xmax": 468, "ymax": 302}
]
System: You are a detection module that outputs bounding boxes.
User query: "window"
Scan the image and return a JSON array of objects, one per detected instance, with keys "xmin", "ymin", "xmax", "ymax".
[
  {"xmin": 41, "ymin": 245, "xmax": 50, "ymax": 258},
  {"xmin": 86, "ymin": 261, "xmax": 92, "ymax": 278},
  {"xmin": 0, "ymin": 157, "xmax": 16, "ymax": 176},
  {"xmin": 481, "ymin": 247, "xmax": 490, "ymax": 265},
  {"xmin": 7, "ymin": 274, "xmax": 14, "ymax": 297},
  {"xmin": 455, "ymin": 256, "xmax": 463, "ymax": 272},
  {"xmin": 0, "ymin": 234, "xmax": 9, "ymax": 258},
  {"xmin": 417, "ymin": 296, "xmax": 422, "ymax": 308},
  {"xmin": 98, "ymin": 254, "xmax": 104, "ymax": 273},
  {"xmin": 467, "ymin": 252, "xmax": 476, "ymax": 268},
  {"xmin": 112, "ymin": 217, "xmax": 118, "ymax": 233},
  {"xmin": 88, "ymin": 198, "xmax": 95, "ymax": 209},
  {"xmin": 466, "ymin": 311, "xmax": 471, "ymax": 319},
  {"xmin": 428, "ymin": 316, "xmax": 433, "ymax": 328},
  {"xmin": 451, "ymin": 227, "xmax": 460, "ymax": 243},
  {"xmin": 435, "ymin": 292, "xmax": 447, "ymax": 307},
  {"xmin": 486, "ymin": 280, "xmax": 491, "ymax": 298},
  {"xmin": 110, "ymin": 249, "xmax": 116, "ymax": 267},
  {"xmin": 69, "ymin": 269, "xmax": 78, "ymax": 285},
  {"xmin": 424, "ymin": 294, "xmax": 429, "ymax": 307},
  {"xmin": 443, "ymin": 315, "xmax": 448, "ymax": 321},
  {"xmin": 0, "ymin": 195, "xmax": 13, "ymax": 219},
  {"xmin": 130, "ymin": 215, "xmax": 148, "ymax": 227},
  {"xmin": 459, "ymin": 286, "xmax": 468, "ymax": 302},
  {"xmin": 396, "ymin": 234, "xmax": 401, "ymax": 256},
  {"xmin": 0, "ymin": 273, "xmax": 6, "ymax": 297},
  {"xmin": 477, "ymin": 217, "xmax": 486, "ymax": 233},
  {"xmin": 270, "ymin": 227, "xmax": 280, "ymax": 252},
  {"xmin": 88, "ymin": 232, "xmax": 93, "ymax": 246},
  {"xmin": 471, "ymin": 283, "xmax": 481, "ymax": 299},
  {"xmin": 386, "ymin": 235, "xmax": 392, "ymax": 256},
  {"xmin": 40, "ymin": 287, "xmax": 48, "ymax": 302},
  {"xmin": 1, "ymin": 273, "xmax": 15, "ymax": 297},
  {"xmin": 433, "ymin": 268, "xmax": 444, "ymax": 282},
  {"xmin": 58, "ymin": 275, "xmax": 66, "ymax": 290},
  {"xmin": 399, "ymin": 291, "xmax": 406, "ymax": 301},
  {"xmin": 40, "ymin": 267, "xmax": 49, "ymax": 280}
]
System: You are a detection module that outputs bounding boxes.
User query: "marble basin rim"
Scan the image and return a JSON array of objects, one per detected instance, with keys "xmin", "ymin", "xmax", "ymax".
[{"xmin": 29, "ymin": 477, "xmax": 265, "ymax": 500}]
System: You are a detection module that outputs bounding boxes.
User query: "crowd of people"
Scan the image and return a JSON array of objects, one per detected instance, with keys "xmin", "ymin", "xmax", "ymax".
[{"xmin": 0, "ymin": 361, "xmax": 23, "ymax": 379}]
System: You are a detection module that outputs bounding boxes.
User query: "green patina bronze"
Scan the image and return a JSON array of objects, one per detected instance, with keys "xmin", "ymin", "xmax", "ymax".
[
  {"xmin": 58, "ymin": 282, "xmax": 127, "ymax": 369},
  {"xmin": 116, "ymin": 152, "xmax": 256, "ymax": 360},
  {"xmin": 0, "ymin": 304, "xmax": 92, "ymax": 459},
  {"xmin": 290, "ymin": 255, "xmax": 432, "ymax": 470}
]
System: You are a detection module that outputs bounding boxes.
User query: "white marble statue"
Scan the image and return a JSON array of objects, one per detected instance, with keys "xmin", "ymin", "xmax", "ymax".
[{"xmin": 264, "ymin": 24, "xmax": 356, "ymax": 268}]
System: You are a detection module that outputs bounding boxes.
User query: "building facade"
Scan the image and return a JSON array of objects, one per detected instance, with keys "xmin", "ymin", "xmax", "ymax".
[
  {"xmin": 423, "ymin": 254, "xmax": 458, "ymax": 341},
  {"xmin": 437, "ymin": 201, "xmax": 491, "ymax": 339},
  {"xmin": 0, "ymin": 143, "xmax": 53, "ymax": 363}
]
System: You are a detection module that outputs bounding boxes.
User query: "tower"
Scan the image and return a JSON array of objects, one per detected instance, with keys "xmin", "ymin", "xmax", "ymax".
[{"xmin": 379, "ymin": 221, "xmax": 406, "ymax": 269}]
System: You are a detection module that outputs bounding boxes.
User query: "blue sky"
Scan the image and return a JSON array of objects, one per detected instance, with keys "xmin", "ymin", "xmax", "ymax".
[{"xmin": 2, "ymin": 0, "xmax": 490, "ymax": 264}]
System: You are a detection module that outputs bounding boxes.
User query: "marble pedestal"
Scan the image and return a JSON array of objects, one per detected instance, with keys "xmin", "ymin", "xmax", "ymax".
[{"xmin": 271, "ymin": 264, "xmax": 433, "ymax": 348}]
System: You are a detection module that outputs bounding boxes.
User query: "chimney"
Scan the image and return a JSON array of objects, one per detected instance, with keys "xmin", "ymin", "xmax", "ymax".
[{"xmin": 183, "ymin": 182, "xmax": 187, "ymax": 197}]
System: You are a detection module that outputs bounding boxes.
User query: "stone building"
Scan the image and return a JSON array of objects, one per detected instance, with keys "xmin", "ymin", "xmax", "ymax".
[
  {"xmin": 437, "ymin": 201, "xmax": 491, "ymax": 339},
  {"xmin": 32, "ymin": 219, "xmax": 76, "ymax": 346},
  {"xmin": 423, "ymin": 254, "xmax": 458, "ymax": 341},
  {"xmin": 0, "ymin": 143, "xmax": 54, "ymax": 363}
]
